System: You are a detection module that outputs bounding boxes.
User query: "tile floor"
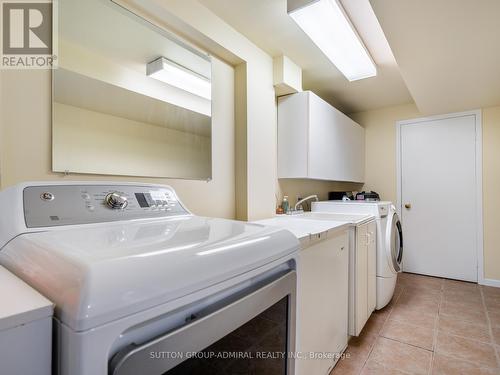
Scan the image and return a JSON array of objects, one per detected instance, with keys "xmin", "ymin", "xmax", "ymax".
[{"xmin": 330, "ymin": 272, "xmax": 500, "ymax": 375}]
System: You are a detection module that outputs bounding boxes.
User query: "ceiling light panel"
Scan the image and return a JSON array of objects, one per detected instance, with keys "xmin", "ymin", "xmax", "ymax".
[{"xmin": 288, "ymin": 0, "xmax": 377, "ymax": 81}]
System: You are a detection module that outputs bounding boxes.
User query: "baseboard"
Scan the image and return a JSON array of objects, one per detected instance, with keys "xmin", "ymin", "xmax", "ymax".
[
  {"xmin": 479, "ymin": 278, "xmax": 500, "ymax": 288},
  {"xmin": 402, "ymin": 270, "xmax": 500, "ymax": 288}
]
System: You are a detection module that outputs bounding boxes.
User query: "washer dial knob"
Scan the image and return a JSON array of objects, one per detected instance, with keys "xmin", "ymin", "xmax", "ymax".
[{"xmin": 105, "ymin": 192, "xmax": 128, "ymax": 209}]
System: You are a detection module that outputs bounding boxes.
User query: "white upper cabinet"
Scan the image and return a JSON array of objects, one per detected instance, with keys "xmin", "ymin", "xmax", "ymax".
[{"xmin": 278, "ymin": 91, "xmax": 365, "ymax": 182}]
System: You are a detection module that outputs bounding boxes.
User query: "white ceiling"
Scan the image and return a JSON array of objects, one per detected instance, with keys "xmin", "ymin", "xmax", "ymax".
[
  {"xmin": 370, "ymin": 0, "xmax": 500, "ymax": 115},
  {"xmin": 199, "ymin": 0, "xmax": 413, "ymax": 113}
]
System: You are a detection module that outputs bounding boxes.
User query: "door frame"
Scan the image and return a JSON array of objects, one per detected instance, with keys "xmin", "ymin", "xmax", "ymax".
[{"xmin": 395, "ymin": 110, "xmax": 486, "ymax": 285}]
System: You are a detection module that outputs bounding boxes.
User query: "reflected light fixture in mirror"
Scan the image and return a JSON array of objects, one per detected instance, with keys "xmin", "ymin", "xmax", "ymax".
[
  {"xmin": 288, "ymin": 0, "xmax": 376, "ymax": 81},
  {"xmin": 147, "ymin": 57, "xmax": 212, "ymax": 100}
]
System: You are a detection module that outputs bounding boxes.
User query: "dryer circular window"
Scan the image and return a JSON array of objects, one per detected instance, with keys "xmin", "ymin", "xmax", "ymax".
[{"xmin": 387, "ymin": 208, "xmax": 403, "ymax": 273}]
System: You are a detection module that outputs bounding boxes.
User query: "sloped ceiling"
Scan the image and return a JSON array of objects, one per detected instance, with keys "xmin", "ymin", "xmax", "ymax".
[
  {"xmin": 369, "ymin": 0, "xmax": 500, "ymax": 115},
  {"xmin": 199, "ymin": 0, "xmax": 413, "ymax": 113},
  {"xmin": 200, "ymin": 0, "xmax": 500, "ymax": 115},
  {"xmin": 199, "ymin": 0, "xmax": 500, "ymax": 115}
]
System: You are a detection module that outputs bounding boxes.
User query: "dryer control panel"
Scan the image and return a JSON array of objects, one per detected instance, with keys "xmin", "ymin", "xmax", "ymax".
[{"xmin": 23, "ymin": 184, "xmax": 190, "ymax": 228}]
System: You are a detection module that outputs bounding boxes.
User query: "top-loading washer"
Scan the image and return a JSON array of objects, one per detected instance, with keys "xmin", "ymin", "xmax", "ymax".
[
  {"xmin": 312, "ymin": 201, "xmax": 403, "ymax": 309},
  {"xmin": 0, "ymin": 182, "xmax": 300, "ymax": 375}
]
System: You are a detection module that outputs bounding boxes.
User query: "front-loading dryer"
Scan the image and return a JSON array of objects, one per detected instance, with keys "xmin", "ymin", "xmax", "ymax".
[{"xmin": 312, "ymin": 200, "xmax": 403, "ymax": 309}]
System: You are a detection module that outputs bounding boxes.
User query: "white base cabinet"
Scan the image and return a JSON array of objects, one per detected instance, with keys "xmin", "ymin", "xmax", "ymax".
[
  {"xmin": 297, "ymin": 229, "xmax": 349, "ymax": 375},
  {"xmin": 278, "ymin": 91, "xmax": 365, "ymax": 183},
  {"xmin": 349, "ymin": 220, "xmax": 377, "ymax": 336},
  {"xmin": 0, "ymin": 317, "xmax": 52, "ymax": 375},
  {"xmin": 0, "ymin": 266, "xmax": 53, "ymax": 375}
]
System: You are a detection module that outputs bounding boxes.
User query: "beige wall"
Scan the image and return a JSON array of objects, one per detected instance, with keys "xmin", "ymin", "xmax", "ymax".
[
  {"xmin": 0, "ymin": 57, "xmax": 235, "ymax": 219},
  {"xmin": 350, "ymin": 104, "xmax": 500, "ymax": 281},
  {"xmin": 482, "ymin": 106, "xmax": 500, "ymax": 281},
  {"xmin": 234, "ymin": 63, "xmax": 248, "ymax": 220},
  {"xmin": 278, "ymin": 179, "xmax": 363, "ymax": 209}
]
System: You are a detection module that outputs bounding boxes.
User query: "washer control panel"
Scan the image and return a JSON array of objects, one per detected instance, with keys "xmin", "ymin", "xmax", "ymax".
[{"xmin": 23, "ymin": 184, "xmax": 189, "ymax": 228}]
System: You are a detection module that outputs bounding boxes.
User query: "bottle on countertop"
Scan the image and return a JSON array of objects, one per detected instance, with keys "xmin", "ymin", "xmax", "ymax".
[{"xmin": 281, "ymin": 196, "xmax": 289, "ymax": 214}]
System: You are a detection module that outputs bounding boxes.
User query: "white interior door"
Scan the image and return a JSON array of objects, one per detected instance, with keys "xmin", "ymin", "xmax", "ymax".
[{"xmin": 399, "ymin": 113, "xmax": 479, "ymax": 281}]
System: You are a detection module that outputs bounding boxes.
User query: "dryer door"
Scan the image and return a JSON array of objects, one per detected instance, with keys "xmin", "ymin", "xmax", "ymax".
[
  {"xmin": 388, "ymin": 212, "xmax": 403, "ymax": 273},
  {"xmin": 109, "ymin": 269, "xmax": 297, "ymax": 375}
]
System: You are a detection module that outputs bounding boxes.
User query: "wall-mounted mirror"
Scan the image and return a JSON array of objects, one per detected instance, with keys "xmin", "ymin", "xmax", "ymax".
[{"xmin": 53, "ymin": 0, "xmax": 212, "ymax": 179}]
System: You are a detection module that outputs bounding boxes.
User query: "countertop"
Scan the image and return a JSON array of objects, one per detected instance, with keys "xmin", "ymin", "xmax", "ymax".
[
  {"xmin": 254, "ymin": 216, "xmax": 349, "ymax": 240},
  {"xmin": 253, "ymin": 212, "xmax": 374, "ymax": 247},
  {"xmin": 294, "ymin": 212, "xmax": 374, "ymax": 225}
]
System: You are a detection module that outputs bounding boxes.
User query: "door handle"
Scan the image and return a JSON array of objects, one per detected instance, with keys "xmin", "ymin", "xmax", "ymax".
[{"xmin": 404, "ymin": 203, "xmax": 412, "ymax": 209}]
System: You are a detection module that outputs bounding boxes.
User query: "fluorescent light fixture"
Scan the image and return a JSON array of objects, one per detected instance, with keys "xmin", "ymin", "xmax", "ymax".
[
  {"xmin": 288, "ymin": 0, "xmax": 377, "ymax": 81},
  {"xmin": 147, "ymin": 57, "xmax": 211, "ymax": 100}
]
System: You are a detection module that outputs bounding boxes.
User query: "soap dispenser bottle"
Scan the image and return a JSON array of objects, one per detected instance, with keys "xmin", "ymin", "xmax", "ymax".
[{"xmin": 281, "ymin": 196, "xmax": 289, "ymax": 214}]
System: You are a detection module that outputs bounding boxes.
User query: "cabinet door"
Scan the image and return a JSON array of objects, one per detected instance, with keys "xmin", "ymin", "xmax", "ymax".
[
  {"xmin": 328, "ymin": 231, "xmax": 349, "ymax": 370},
  {"xmin": 307, "ymin": 94, "xmax": 339, "ymax": 180},
  {"xmin": 308, "ymin": 92, "xmax": 365, "ymax": 182},
  {"xmin": 277, "ymin": 93, "xmax": 309, "ymax": 178},
  {"xmin": 354, "ymin": 223, "xmax": 369, "ymax": 335},
  {"xmin": 277, "ymin": 91, "xmax": 365, "ymax": 182},
  {"xmin": 367, "ymin": 221, "xmax": 377, "ymax": 313},
  {"xmin": 297, "ymin": 231, "xmax": 348, "ymax": 375}
]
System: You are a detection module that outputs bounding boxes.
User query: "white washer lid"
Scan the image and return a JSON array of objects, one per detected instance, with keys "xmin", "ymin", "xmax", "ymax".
[
  {"xmin": 0, "ymin": 266, "xmax": 53, "ymax": 331},
  {"xmin": 0, "ymin": 216, "xmax": 298, "ymax": 332}
]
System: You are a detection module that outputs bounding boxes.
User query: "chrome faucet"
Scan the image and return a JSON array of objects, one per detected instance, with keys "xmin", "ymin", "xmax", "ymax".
[{"xmin": 294, "ymin": 194, "xmax": 319, "ymax": 211}]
